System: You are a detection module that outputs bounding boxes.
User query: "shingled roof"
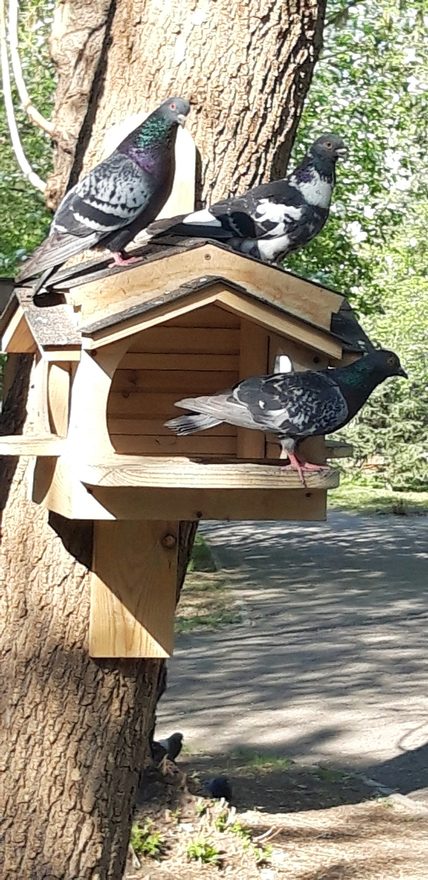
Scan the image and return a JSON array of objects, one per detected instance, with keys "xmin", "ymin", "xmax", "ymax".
[{"xmin": 1, "ymin": 240, "xmax": 373, "ymax": 354}]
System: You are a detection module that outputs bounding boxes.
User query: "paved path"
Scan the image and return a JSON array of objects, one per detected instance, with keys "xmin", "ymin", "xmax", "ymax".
[{"xmin": 159, "ymin": 512, "xmax": 428, "ymax": 804}]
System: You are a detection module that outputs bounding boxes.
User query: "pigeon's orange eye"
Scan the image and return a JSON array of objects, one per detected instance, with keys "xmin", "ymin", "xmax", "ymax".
[
  {"xmin": 170, "ymin": 102, "xmax": 176, "ymax": 111},
  {"xmin": 325, "ymin": 141, "xmax": 332, "ymax": 148}
]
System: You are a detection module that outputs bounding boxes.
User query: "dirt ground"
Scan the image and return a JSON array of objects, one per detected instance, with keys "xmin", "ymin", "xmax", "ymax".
[{"xmin": 127, "ymin": 754, "xmax": 428, "ymax": 880}]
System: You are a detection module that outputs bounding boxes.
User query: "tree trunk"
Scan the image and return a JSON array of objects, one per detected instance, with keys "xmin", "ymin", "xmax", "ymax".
[
  {"xmin": 2, "ymin": 1, "xmax": 326, "ymax": 877},
  {"xmin": 47, "ymin": 0, "xmax": 326, "ymax": 207}
]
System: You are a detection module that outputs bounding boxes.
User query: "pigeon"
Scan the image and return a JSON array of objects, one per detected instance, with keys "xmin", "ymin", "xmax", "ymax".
[
  {"xmin": 145, "ymin": 133, "xmax": 347, "ymax": 264},
  {"xmin": 203, "ymin": 776, "xmax": 233, "ymax": 803},
  {"xmin": 166, "ymin": 350, "xmax": 407, "ymax": 484},
  {"xmin": 16, "ymin": 97, "xmax": 191, "ymax": 297},
  {"xmin": 154, "ymin": 732, "xmax": 183, "ymax": 761}
]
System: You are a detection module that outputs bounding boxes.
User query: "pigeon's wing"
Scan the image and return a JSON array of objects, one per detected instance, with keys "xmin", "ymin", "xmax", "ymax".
[
  {"xmin": 146, "ymin": 180, "xmax": 307, "ymax": 244},
  {"xmin": 235, "ymin": 371, "xmax": 349, "ymax": 436},
  {"xmin": 17, "ymin": 153, "xmax": 155, "ymax": 281}
]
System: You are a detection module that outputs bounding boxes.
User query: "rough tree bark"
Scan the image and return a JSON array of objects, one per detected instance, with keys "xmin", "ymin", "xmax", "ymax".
[
  {"xmin": 1, "ymin": 1, "xmax": 326, "ymax": 878},
  {"xmin": 47, "ymin": 0, "xmax": 326, "ymax": 207}
]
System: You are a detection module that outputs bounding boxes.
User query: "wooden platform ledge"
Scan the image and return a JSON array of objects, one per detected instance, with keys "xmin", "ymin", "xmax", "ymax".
[
  {"xmin": 79, "ymin": 455, "xmax": 340, "ymax": 491},
  {"xmin": 0, "ymin": 434, "xmax": 66, "ymax": 456}
]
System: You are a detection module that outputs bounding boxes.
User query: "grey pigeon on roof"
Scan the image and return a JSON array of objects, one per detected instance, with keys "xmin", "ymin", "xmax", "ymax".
[
  {"xmin": 16, "ymin": 97, "xmax": 190, "ymax": 297},
  {"xmin": 146, "ymin": 133, "xmax": 347, "ymax": 264},
  {"xmin": 155, "ymin": 732, "xmax": 183, "ymax": 761},
  {"xmin": 166, "ymin": 350, "xmax": 407, "ymax": 484}
]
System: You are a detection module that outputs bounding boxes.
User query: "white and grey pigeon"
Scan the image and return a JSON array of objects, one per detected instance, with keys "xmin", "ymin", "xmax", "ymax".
[
  {"xmin": 155, "ymin": 732, "xmax": 183, "ymax": 762},
  {"xmin": 145, "ymin": 133, "xmax": 347, "ymax": 264},
  {"xmin": 16, "ymin": 97, "xmax": 190, "ymax": 297},
  {"xmin": 166, "ymin": 350, "xmax": 407, "ymax": 484}
]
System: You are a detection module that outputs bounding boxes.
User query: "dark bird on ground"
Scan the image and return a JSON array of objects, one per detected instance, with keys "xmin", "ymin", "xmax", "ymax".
[
  {"xmin": 166, "ymin": 350, "xmax": 407, "ymax": 484},
  {"xmin": 203, "ymin": 776, "xmax": 233, "ymax": 803},
  {"xmin": 16, "ymin": 97, "xmax": 190, "ymax": 297},
  {"xmin": 155, "ymin": 732, "xmax": 183, "ymax": 761},
  {"xmin": 145, "ymin": 133, "xmax": 347, "ymax": 264}
]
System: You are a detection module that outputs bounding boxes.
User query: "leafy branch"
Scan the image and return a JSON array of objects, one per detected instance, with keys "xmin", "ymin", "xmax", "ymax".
[{"xmin": 0, "ymin": 0, "xmax": 46, "ymax": 190}]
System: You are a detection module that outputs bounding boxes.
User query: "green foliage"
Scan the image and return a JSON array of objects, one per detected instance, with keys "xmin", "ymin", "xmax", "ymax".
[
  {"xmin": 1, "ymin": 0, "xmax": 426, "ymax": 489},
  {"xmin": 329, "ymin": 479, "xmax": 428, "ymax": 515},
  {"xmin": 213, "ymin": 810, "xmax": 230, "ymax": 832},
  {"xmin": 288, "ymin": 0, "xmax": 428, "ymax": 314},
  {"xmin": 233, "ymin": 749, "xmax": 293, "ymax": 771},
  {"xmin": 287, "ymin": 0, "xmax": 428, "ymax": 489},
  {"xmin": 335, "ymin": 204, "xmax": 428, "ymax": 490},
  {"xmin": 188, "ymin": 533, "xmax": 217, "ymax": 572},
  {"xmin": 0, "ymin": 0, "xmax": 55, "ymax": 274},
  {"xmin": 130, "ymin": 820, "xmax": 165, "ymax": 859},
  {"xmin": 186, "ymin": 837, "xmax": 221, "ymax": 864}
]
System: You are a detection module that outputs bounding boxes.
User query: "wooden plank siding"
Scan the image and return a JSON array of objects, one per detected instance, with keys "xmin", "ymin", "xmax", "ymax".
[{"xmin": 107, "ymin": 304, "xmax": 240, "ymax": 456}]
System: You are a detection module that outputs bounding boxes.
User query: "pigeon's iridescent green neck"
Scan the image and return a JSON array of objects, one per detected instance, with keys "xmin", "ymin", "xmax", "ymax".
[
  {"xmin": 135, "ymin": 115, "xmax": 172, "ymax": 148},
  {"xmin": 338, "ymin": 357, "xmax": 383, "ymax": 390}
]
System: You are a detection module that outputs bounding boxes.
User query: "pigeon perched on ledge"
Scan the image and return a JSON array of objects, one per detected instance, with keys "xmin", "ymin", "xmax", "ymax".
[
  {"xmin": 16, "ymin": 97, "xmax": 190, "ymax": 297},
  {"xmin": 145, "ymin": 133, "xmax": 347, "ymax": 264},
  {"xmin": 166, "ymin": 350, "xmax": 407, "ymax": 484}
]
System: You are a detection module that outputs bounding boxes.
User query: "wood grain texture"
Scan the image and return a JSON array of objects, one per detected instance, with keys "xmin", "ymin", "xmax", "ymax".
[
  {"xmin": 125, "ymin": 325, "xmax": 240, "ymax": 355},
  {"xmin": 237, "ymin": 320, "xmax": 269, "ymax": 459},
  {"xmin": 111, "ymin": 434, "xmax": 237, "ymax": 455},
  {"xmin": 0, "ymin": 435, "xmax": 65, "ymax": 456},
  {"xmin": 1, "ymin": 307, "xmax": 36, "ymax": 354},
  {"xmin": 119, "ymin": 353, "xmax": 239, "ymax": 371},
  {"xmin": 73, "ymin": 245, "xmax": 342, "ymax": 335},
  {"xmin": 79, "ymin": 456, "xmax": 339, "ymax": 490},
  {"xmin": 85, "ymin": 485, "xmax": 329, "ymax": 522},
  {"xmin": 111, "ymin": 369, "xmax": 237, "ymax": 394},
  {"xmin": 48, "ymin": 363, "xmax": 71, "ymax": 437},
  {"xmin": 90, "ymin": 520, "xmax": 178, "ymax": 658}
]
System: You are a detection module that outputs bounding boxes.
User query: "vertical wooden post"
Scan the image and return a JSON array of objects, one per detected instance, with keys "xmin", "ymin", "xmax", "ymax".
[
  {"xmin": 237, "ymin": 319, "xmax": 269, "ymax": 458},
  {"xmin": 89, "ymin": 520, "xmax": 178, "ymax": 658}
]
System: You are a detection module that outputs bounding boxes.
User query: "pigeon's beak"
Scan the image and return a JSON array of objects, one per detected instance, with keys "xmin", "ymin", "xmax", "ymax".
[
  {"xmin": 398, "ymin": 367, "xmax": 408, "ymax": 379},
  {"xmin": 177, "ymin": 113, "xmax": 187, "ymax": 126},
  {"xmin": 336, "ymin": 146, "xmax": 348, "ymax": 159}
]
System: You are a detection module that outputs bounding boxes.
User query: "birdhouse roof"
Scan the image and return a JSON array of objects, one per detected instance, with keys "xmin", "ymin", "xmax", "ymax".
[{"xmin": 1, "ymin": 240, "xmax": 373, "ymax": 358}]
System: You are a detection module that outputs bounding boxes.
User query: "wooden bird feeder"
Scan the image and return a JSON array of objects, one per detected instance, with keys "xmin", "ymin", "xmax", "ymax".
[{"xmin": 0, "ymin": 145, "xmax": 371, "ymax": 659}]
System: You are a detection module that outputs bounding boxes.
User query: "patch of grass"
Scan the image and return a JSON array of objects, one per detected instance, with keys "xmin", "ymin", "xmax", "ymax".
[
  {"xmin": 176, "ymin": 568, "xmax": 241, "ymax": 634},
  {"xmin": 214, "ymin": 810, "xmax": 230, "ymax": 832},
  {"xmin": 130, "ymin": 820, "xmax": 165, "ymax": 859},
  {"xmin": 252, "ymin": 843, "xmax": 273, "ymax": 865},
  {"xmin": 232, "ymin": 749, "xmax": 293, "ymax": 772},
  {"xmin": 177, "ymin": 608, "xmax": 241, "ymax": 633},
  {"xmin": 186, "ymin": 837, "xmax": 221, "ymax": 865},
  {"xmin": 310, "ymin": 766, "xmax": 349, "ymax": 783},
  {"xmin": 188, "ymin": 534, "xmax": 217, "ymax": 572},
  {"xmin": 329, "ymin": 479, "xmax": 428, "ymax": 516},
  {"xmin": 229, "ymin": 820, "xmax": 252, "ymax": 841}
]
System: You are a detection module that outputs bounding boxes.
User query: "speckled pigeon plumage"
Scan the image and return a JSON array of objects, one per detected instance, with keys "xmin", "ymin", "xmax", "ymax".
[
  {"xmin": 166, "ymin": 350, "xmax": 407, "ymax": 483},
  {"xmin": 146, "ymin": 133, "xmax": 347, "ymax": 264},
  {"xmin": 17, "ymin": 97, "xmax": 190, "ymax": 296}
]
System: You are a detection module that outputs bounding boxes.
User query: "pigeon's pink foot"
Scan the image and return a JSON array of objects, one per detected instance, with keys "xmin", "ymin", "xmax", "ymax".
[
  {"xmin": 280, "ymin": 450, "xmax": 328, "ymax": 487},
  {"xmin": 111, "ymin": 251, "xmax": 141, "ymax": 267}
]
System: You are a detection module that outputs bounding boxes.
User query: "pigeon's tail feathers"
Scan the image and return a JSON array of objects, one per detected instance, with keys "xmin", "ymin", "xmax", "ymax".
[
  {"xmin": 145, "ymin": 213, "xmax": 187, "ymax": 238},
  {"xmin": 170, "ymin": 391, "xmax": 260, "ymax": 432},
  {"xmin": 146, "ymin": 211, "xmax": 232, "ymax": 243},
  {"xmin": 16, "ymin": 230, "xmax": 100, "ymax": 282},
  {"xmin": 166, "ymin": 413, "xmax": 222, "ymax": 436}
]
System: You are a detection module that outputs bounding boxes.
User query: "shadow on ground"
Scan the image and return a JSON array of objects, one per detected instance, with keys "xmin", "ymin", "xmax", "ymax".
[{"xmin": 159, "ymin": 513, "xmax": 428, "ymax": 802}]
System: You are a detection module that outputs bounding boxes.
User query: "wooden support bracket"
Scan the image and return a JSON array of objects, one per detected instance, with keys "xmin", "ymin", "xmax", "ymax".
[{"xmin": 89, "ymin": 520, "xmax": 178, "ymax": 658}]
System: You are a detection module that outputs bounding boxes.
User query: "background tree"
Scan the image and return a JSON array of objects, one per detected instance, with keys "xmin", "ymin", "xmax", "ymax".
[{"xmin": 0, "ymin": 1, "xmax": 327, "ymax": 877}]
